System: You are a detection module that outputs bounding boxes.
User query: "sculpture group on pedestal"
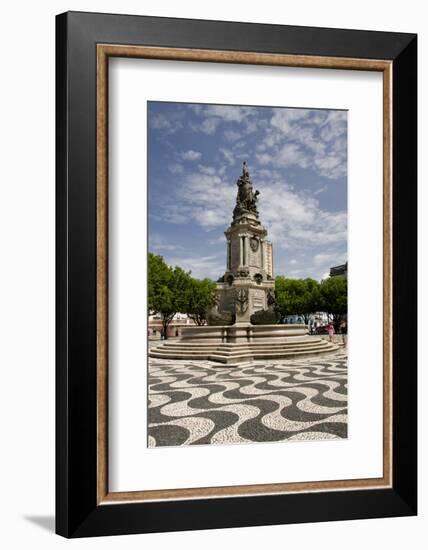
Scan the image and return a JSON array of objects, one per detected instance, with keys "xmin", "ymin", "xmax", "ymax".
[{"xmin": 214, "ymin": 161, "xmax": 275, "ymax": 325}]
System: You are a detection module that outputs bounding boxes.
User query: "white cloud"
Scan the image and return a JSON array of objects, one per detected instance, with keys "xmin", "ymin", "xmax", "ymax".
[
  {"xmin": 270, "ymin": 108, "xmax": 309, "ymax": 133},
  {"xmin": 165, "ymin": 254, "xmax": 224, "ymax": 280},
  {"xmin": 168, "ymin": 162, "xmax": 184, "ymax": 174},
  {"xmin": 277, "ymin": 143, "xmax": 309, "ymax": 168},
  {"xmin": 220, "ymin": 148, "xmax": 235, "ymax": 166},
  {"xmin": 203, "ymin": 105, "xmax": 249, "ymax": 122},
  {"xmin": 149, "ymin": 112, "xmax": 183, "ymax": 134},
  {"xmin": 149, "ymin": 234, "xmax": 183, "ymax": 253},
  {"xmin": 197, "ymin": 165, "xmax": 217, "ymax": 176},
  {"xmin": 313, "ymin": 252, "xmax": 347, "ymax": 266},
  {"xmin": 223, "ymin": 130, "xmax": 241, "ymax": 142},
  {"xmin": 313, "ymin": 184, "xmax": 328, "ymax": 195},
  {"xmin": 190, "ymin": 104, "xmax": 264, "ymax": 137},
  {"xmin": 199, "ymin": 118, "xmax": 220, "ymax": 134},
  {"xmin": 256, "ymin": 178, "xmax": 347, "ymax": 251},
  {"xmin": 260, "ymin": 108, "xmax": 347, "ymax": 180},
  {"xmin": 256, "ymin": 153, "xmax": 273, "ymax": 165},
  {"xmin": 180, "ymin": 149, "xmax": 202, "ymax": 161}
]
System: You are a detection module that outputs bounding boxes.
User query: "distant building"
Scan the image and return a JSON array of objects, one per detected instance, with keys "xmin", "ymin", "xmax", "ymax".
[
  {"xmin": 330, "ymin": 261, "xmax": 347, "ymax": 278},
  {"xmin": 148, "ymin": 313, "xmax": 197, "ymax": 340},
  {"xmin": 264, "ymin": 240, "xmax": 274, "ymax": 278}
]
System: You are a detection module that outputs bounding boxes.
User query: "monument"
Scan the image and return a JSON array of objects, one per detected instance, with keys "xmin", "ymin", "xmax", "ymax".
[
  {"xmin": 216, "ymin": 161, "xmax": 275, "ymax": 324},
  {"xmin": 150, "ymin": 162, "xmax": 339, "ymax": 365}
]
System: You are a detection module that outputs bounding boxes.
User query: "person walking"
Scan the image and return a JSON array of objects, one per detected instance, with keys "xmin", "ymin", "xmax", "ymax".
[{"xmin": 327, "ymin": 322, "xmax": 335, "ymax": 342}]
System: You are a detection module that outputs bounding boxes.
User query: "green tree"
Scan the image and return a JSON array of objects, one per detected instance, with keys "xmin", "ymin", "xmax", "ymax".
[
  {"xmin": 185, "ymin": 278, "xmax": 217, "ymax": 326},
  {"xmin": 274, "ymin": 277, "xmax": 321, "ymax": 324},
  {"xmin": 148, "ymin": 253, "xmax": 171, "ymax": 312},
  {"xmin": 319, "ymin": 276, "xmax": 347, "ymax": 332},
  {"xmin": 300, "ymin": 278, "xmax": 321, "ymax": 324},
  {"xmin": 148, "ymin": 253, "xmax": 192, "ymax": 339}
]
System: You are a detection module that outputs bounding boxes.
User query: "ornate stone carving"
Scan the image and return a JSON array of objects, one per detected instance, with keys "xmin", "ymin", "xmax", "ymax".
[
  {"xmin": 237, "ymin": 267, "xmax": 249, "ymax": 278},
  {"xmin": 234, "ymin": 288, "xmax": 249, "ymax": 315},
  {"xmin": 254, "ymin": 273, "xmax": 263, "ymax": 284},
  {"xmin": 250, "ymin": 237, "xmax": 259, "ymax": 252},
  {"xmin": 267, "ymin": 288, "xmax": 276, "ymax": 307}
]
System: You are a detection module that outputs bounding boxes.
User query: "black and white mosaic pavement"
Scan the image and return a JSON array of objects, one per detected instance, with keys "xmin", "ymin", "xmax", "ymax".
[{"xmin": 148, "ymin": 352, "xmax": 347, "ymax": 447}]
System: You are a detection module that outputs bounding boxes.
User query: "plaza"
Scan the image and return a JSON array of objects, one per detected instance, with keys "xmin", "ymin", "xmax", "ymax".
[
  {"xmin": 148, "ymin": 161, "xmax": 348, "ymax": 447},
  {"xmin": 148, "ymin": 348, "xmax": 347, "ymax": 447}
]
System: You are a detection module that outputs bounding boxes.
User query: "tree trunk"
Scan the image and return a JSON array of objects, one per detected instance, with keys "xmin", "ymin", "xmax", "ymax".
[
  {"xmin": 332, "ymin": 314, "xmax": 341, "ymax": 334},
  {"xmin": 161, "ymin": 314, "xmax": 174, "ymax": 340}
]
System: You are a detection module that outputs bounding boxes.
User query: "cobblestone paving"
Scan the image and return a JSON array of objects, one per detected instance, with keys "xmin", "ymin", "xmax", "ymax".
[{"xmin": 148, "ymin": 351, "xmax": 348, "ymax": 447}]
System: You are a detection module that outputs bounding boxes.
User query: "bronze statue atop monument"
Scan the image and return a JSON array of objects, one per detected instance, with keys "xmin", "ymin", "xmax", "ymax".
[{"xmin": 233, "ymin": 161, "xmax": 260, "ymax": 222}]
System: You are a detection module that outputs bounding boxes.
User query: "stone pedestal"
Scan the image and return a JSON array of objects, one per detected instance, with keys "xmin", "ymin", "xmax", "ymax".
[{"xmin": 216, "ymin": 218, "xmax": 275, "ymax": 322}]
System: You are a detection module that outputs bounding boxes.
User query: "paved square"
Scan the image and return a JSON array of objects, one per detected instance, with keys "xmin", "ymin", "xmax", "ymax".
[{"xmin": 148, "ymin": 350, "xmax": 348, "ymax": 447}]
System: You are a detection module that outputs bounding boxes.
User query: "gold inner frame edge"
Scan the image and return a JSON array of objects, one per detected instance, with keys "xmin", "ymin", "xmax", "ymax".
[{"xmin": 96, "ymin": 44, "xmax": 393, "ymax": 504}]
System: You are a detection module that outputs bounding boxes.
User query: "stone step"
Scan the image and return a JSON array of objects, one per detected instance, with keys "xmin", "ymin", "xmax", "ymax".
[
  {"xmin": 159, "ymin": 340, "xmax": 329, "ymax": 351},
  {"xmin": 154, "ymin": 342, "xmax": 332, "ymax": 354},
  {"xmin": 208, "ymin": 353, "xmax": 254, "ymax": 365},
  {"xmin": 164, "ymin": 338, "xmax": 315, "ymax": 348},
  {"xmin": 149, "ymin": 343, "xmax": 339, "ymax": 362}
]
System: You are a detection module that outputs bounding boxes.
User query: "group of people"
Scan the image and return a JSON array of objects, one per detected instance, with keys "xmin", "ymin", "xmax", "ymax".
[{"xmin": 326, "ymin": 320, "xmax": 347, "ymax": 344}]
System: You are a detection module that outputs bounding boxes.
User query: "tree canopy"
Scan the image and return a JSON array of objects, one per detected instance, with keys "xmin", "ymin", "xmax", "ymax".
[
  {"xmin": 275, "ymin": 276, "xmax": 347, "ymax": 328},
  {"xmin": 275, "ymin": 277, "xmax": 321, "ymax": 323},
  {"xmin": 319, "ymin": 276, "xmax": 348, "ymax": 331},
  {"xmin": 185, "ymin": 278, "xmax": 217, "ymax": 326},
  {"xmin": 148, "ymin": 253, "xmax": 216, "ymax": 337}
]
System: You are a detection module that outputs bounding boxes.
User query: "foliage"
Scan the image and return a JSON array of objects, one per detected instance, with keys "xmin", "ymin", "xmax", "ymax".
[
  {"xmin": 274, "ymin": 277, "xmax": 321, "ymax": 323},
  {"xmin": 148, "ymin": 253, "xmax": 216, "ymax": 337},
  {"xmin": 319, "ymin": 276, "xmax": 348, "ymax": 332},
  {"xmin": 185, "ymin": 278, "xmax": 217, "ymax": 326},
  {"xmin": 148, "ymin": 253, "xmax": 192, "ymax": 339}
]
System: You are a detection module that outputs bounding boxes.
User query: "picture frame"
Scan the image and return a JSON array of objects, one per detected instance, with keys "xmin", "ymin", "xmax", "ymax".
[{"xmin": 56, "ymin": 11, "xmax": 417, "ymax": 538}]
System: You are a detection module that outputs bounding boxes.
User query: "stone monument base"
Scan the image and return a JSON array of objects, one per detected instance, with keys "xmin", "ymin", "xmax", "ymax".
[{"xmin": 149, "ymin": 324, "xmax": 340, "ymax": 366}]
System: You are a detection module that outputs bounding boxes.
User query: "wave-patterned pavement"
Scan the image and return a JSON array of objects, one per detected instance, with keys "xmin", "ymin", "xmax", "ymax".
[{"xmin": 148, "ymin": 351, "xmax": 348, "ymax": 447}]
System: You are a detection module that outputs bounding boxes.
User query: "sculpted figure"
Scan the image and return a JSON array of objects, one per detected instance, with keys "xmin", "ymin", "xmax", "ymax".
[{"xmin": 233, "ymin": 161, "xmax": 259, "ymax": 219}]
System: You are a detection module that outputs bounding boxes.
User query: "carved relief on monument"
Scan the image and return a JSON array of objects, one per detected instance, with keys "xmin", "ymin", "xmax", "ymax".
[
  {"xmin": 237, "ymin": 268, "xmax": 250, "ymax": 278},
  {"xmin": 234, "ymin": 288, "xmax": 249, "ymax": 315},
  {"xmin": 252, "ymin": 289, "xmax": 265, "ymax": 311},
  {"xmin": 267, "ymin": 288, "xmax": 276, "ymax": 308},
  {"xmin": 254, "ymin": 273, "xmax": 263, "ymax": 285},
  {"xmin": 249, "ymin": 249, "xmax": 260, "ymax": 268},
  {"xmin": 250, "ymin": 237, "xmax": 259, "ymax": 252},
  {"xmin": 230, "ymin": 238, "xmax": 240, "ymax": 269}
]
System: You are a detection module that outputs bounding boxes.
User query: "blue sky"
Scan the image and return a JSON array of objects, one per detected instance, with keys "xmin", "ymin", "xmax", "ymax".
[{"xmin": 148, "ymin": 101, "xmax": 347, "ymax": 281}]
